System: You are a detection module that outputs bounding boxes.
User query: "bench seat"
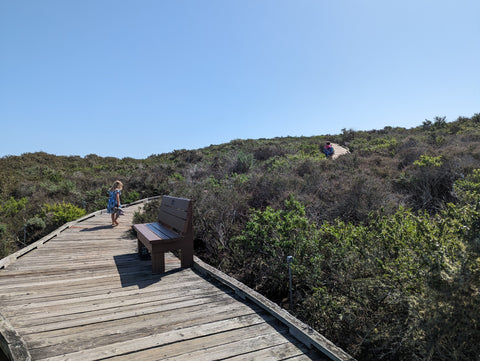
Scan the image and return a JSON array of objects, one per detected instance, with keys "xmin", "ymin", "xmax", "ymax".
[{"xmin": 134, "ymin": 223, "xmax": 180, "ymax": 244}]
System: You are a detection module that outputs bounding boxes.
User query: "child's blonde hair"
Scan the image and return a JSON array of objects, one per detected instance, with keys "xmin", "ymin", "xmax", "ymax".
[{"xmin": 110, "ymin": 180, "xmax": 123, "ymax": 192}]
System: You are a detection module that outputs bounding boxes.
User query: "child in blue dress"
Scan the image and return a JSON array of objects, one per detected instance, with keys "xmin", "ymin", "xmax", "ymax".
[{"xmin": 107, "ymin": 180, "xmax": 123, "ymax": 226}]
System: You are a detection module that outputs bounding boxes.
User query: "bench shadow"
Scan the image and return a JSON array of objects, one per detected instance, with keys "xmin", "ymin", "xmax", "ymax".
[{"xmin": 113, "ymin": 253, "xmax": 183, "ymax": 289}]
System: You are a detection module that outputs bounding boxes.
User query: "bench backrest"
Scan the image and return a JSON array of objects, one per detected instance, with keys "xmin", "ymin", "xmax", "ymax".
[{"xmin": 158, "ymin": 195, "xmax": 193, "ymax": 235}]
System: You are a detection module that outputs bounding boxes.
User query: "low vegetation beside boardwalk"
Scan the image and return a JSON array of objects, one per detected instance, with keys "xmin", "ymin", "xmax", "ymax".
[{"xmin": 2, "ymin": 114, "xmax": 480, "ymax": 360}]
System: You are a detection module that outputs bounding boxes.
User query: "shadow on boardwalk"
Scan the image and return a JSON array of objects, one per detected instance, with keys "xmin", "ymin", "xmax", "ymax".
[{"xmin": 113, "ymin": 253, "xmax": 184, "ymax": 289}]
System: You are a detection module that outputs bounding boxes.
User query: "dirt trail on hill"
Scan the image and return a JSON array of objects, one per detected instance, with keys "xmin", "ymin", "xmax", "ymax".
[{"xmin": 331, "ymin": 143, "xmax": 350, "ymax": 159}]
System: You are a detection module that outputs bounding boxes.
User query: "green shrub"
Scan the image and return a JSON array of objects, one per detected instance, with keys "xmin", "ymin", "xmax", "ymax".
[
  {"xmin": 170, "ymin": 173, "xmax": 185, "ymax": 181},
  {"xmin": 39, "ymin": 202, "xmax": 86, "ymax": 228},
  {"xmin": 132, "ymin": 199, "xmax": 161, "ymax": 224},
  {"xmin": 0, "ymin": 223, "xmax": 6, "ymax": 237},
  {"xmin": 369, "ymin": 137, "xmax": 399, "ymax": 155},
  {"xmin": 0, "ymin": 230, "xmax": 17, "ymax": 259},
  {"xmin": 394, "ymin": 156, "xmax": 458, "ymax": 212},
  {"xmin": 454, "ymin": 168, "xmax": 480, "ymax": 205},
  {"xmin": 0, "ymin": 197, "xmax": 28, "ymax": 217},
  {"xmin": 231, "ymin": 195, "xmax": 317, "ymax": 298},
  {"xmin": 43, "ymin": 168, "xmax": 63, "ymax": 183},
  {"xmin": 253, "ymin": 145, "xmax": 286, "ymax": 160},
  {"xmin": 413, "ymin": 154, "xmax": 443, "ymax": 167},
  {"xmin": 230, "ymin": 192, "xmax": 479, "ymax": 360},
  {"xmin": 188, "ymin": 173, "xmax": 250, "ymax": 261},
  {"xmin": 297, "ymin": 204, "xmax": 477, "ymax": 360},
  {"xmin": 122, "ymin": 190, "xmax": 140, "ymax": 204},
  {"xmin": 25, "ymin": 217, "xmax": 46, "ymax": 232},
  {"xmin": 231, "ymin": 151, "xmax": 254, "ymax": 174}
]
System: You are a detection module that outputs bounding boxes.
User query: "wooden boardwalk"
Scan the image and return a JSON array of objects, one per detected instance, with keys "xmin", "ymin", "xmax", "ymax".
[{"xmin": 0, "ymin": 201, "xmax": 352, "ymax": 361}]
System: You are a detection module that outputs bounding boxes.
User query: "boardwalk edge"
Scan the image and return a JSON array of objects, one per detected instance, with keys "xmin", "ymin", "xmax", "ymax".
[{"xmin": 0, "ymin": 313, "xmax": 31, "ymax": 361}]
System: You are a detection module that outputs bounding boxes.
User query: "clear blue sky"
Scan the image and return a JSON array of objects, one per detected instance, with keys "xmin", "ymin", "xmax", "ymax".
[{"xmin": 1, "ymin": 1, "xmax": 479, "ymax": 159}]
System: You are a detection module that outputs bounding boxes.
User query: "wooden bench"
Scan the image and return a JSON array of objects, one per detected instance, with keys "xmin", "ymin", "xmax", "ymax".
[{"xmin": 133, "ymin": 196, "xmax": 194, "ymax": 274}]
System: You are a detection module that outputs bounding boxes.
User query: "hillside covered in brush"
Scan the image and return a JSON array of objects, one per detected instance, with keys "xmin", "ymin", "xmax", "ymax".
[{"xmin": 1, "ymin": 113, "xmax": 480, "ymax": 360}]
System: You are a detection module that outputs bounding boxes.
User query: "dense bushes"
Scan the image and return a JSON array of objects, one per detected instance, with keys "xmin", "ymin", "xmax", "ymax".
[
  {"xmin": 38, "ymin": 202, "xmax": 86, "ymax": 230},
  {"xmin": 228, "ymin": 194, "xmax": 479, "ymax": 360},
  {"xmin": 1, "ymin": 113, "xmax": 480, "ymax": 360},
  {"xmin": 231, "ymin": 196, "xmax": 317, "ymax": 297},
  {"xmin": 395, "ymin": 154, "xmax": 459, "ymax": 213}
]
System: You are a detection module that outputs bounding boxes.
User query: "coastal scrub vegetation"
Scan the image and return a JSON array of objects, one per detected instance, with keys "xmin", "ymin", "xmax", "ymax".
[{"xmin": 1, "ymin": 113, "xmax": 480, "ymax": 360}]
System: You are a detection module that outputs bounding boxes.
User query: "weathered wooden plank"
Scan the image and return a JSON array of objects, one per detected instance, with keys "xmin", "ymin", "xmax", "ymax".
[
  {"xmin": 3, "ymin": 278, "xmax": 224, "ymax": 315},
  {"xmin": 284, "ymin": 350, "xmax": 330, "ymax": 361},
  {"xmin": 0, "ymin": 269, "xmax": 197, "ymax": 302},
  {"xmin": 226, "ymin": 341, "xmax": 326, "ymax": 360},
  {"xmin": 26, "ymin": 302, "xmax": 265, "ymax": 353},
  {"xmin": 10, "ymin": 288, "xmax": 232, "ymax": 328},
  {"xmin": 6, "ymin": 288, "xmax": 229, "ymax": 324},
  {"xmin": 96, "ymin": 325, "xmax": 287, "ymax": 361},
  {"xmin": 34, "ymin": 313, "xmax": 274, "ymax": 361},
  {"xmin": 0, "ymin": 263, "xmax": 194, "ymax": 293},
  {"xmin": 161, "ymin": 195, "xmax": 191, "ymax": 212},
  {"xmin": 16, "ymin": 292, "xmax": 237, "ymax": 334},
  {"xmin": 0, "ymin": 251, "xmax": 181, "ymax": 281},
  {"xmin": 157, "ymin": 210, "xmax": 187, "ymax": 232},
  {"xmin": 158, "ymin": 206, "xmax": 188, "ymax": 222}
]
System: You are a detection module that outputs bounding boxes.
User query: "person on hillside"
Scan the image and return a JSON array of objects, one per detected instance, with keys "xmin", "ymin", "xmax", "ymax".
[
  {"xmin": 323, "ymin": 142, "xmax": 334, "ymax": 158},
  {"xmin": 107, "ymin": 180, "xmax": 123, "ymax": 227}
]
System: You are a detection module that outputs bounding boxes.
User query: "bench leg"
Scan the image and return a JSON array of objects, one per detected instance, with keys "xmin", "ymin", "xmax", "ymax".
[
  {"xmin": 138, "ymin": 240, "xmax": 150, "ymax": 260},
  {"xmin": 180, "ymin": 243, "xmax": 194, "ymax": 268},
  {"xmin": 151, "ymin": 251, "xmax": 165, "ymax": 274}
]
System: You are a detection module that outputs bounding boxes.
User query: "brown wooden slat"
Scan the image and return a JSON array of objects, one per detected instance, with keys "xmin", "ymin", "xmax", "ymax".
[
  {"xmin": 157, "ymin": 209, "xmax": 187, "ymax": 231},
  {"xmin": 161, "ymin": 195, "xmax": 191, "ymax": 211},
  {"xmin": 27, "ymin": 303, "xmax": 265, "ymax": 356}
]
